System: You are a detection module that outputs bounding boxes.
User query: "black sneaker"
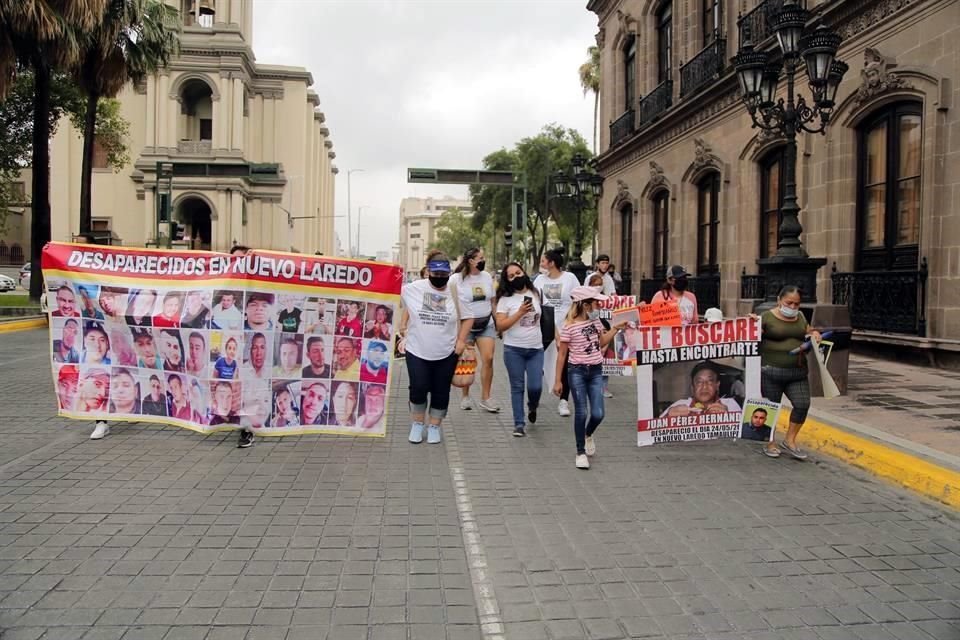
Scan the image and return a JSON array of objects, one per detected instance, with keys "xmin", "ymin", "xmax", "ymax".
[
  {"xmin": 512, "ymin": 426, "xmax": 525, "ymax": 437},
  {"xmin": 527, "ymin": 408, "xmax": 537, "ymax": 424},
  {"xmin": 237, "ymin": 430, "xmax": 254, "ymax": 448}
]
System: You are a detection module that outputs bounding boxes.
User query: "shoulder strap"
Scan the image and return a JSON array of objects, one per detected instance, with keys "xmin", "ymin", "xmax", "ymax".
[{"xmin": 449, "ymin": 282, "xmax": 462, "ymax": 320}]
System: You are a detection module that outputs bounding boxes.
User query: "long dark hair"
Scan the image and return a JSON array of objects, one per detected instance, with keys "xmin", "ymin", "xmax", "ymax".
[
  {"xmin": 496, "ymin": 262, "xmax": 538, "ymax": 302},
  {"xmin": 543, "ymin": 248, "xmax": 565, "ymax": 271},
  {"xmin": 454, "ymin": 247, "xmax": 482, "ymax": 276}
]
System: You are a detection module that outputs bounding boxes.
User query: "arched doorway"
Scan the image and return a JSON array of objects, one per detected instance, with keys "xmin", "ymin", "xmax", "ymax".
[{"xmin": 176, "ymin": 196, "xmax": 213, "ymax": 250}]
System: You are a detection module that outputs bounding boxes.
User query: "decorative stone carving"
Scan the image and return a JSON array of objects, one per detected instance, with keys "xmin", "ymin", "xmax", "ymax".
[
  {"xmin": 837, "ymin": 0, "xmax": 918, "ymax": 41},
  {"xmin": 692, "ymin": 137, "xmax": 719, "ymax": 171},
  {"xmin": 596, "ymin": 27, "xmax": 605, "ymax": 48},
  {"xmin": 756, "ymin": 127, "xmax": 784, "ymax": 144},
  {"xmin": 855, "ymin": 47, "xmax": 912, "ymax": 105},
  {"xmin": 617, "ymin": 179, "xmax": 630, "ymax": 197},
  {"xmin": 648, "ymin": 162, "xmax": 666, "ymax": 187}
]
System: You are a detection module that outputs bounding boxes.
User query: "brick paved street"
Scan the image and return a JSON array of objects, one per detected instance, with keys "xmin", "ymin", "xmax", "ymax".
[{"xmin": 2, "ymin": 328, "xmax": 960, "ymax": 640}]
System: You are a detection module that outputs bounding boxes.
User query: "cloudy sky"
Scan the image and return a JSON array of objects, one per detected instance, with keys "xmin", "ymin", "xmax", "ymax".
[{"xmin": 253, "ymin": 0, "xmax": 598, "ymax": 258}]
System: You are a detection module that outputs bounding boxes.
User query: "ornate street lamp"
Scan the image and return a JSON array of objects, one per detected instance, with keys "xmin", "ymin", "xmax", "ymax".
[
  {"xmin": 733, "ymin": 0, "xmax": 848, "ymax": 303},
  {"xmin": 553, "ymin": 153, "xmax": 603, "ymax": 283}
]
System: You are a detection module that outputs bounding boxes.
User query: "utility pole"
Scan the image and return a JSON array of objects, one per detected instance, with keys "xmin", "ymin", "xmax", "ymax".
[{"xmin": 346, "ymin": 168, "xmax": 364, "ymax": 257}]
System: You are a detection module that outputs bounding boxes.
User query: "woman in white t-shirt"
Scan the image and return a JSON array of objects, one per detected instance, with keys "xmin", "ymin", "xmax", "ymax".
[
  {"xmin": 450, "ymin": 248, "xmax": 500, "ymax": 414},
  {"xmin": 532, "ymin": 248, "xmax": 580, "ymax": 417},
  {"xmin": 494, "ymin": 262, "xmax": 543, "ymax": 438},
  {"xmin": 397, "ymin": 253, "xmax": 469, "ymax": 445}
]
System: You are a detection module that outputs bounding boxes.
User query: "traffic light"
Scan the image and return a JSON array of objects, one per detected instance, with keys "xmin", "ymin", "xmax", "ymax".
[{"xmin": 504, "ymin": 223, "xmax": 513, "ymax": 249}]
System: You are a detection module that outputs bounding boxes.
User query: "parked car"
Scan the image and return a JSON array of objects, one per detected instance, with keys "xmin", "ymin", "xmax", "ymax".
[
  {"xmin": 0, "ymin": 274, "xmax": 15, "ymax": 292},
  {"xmin": 18, "ymin": 262, "xmax": 30, "ymax": 290}
]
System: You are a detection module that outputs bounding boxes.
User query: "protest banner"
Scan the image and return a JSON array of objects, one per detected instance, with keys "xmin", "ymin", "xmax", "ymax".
[
  {"xmin": 639, "ymin": 299, "xmax": 682, "ymax": 327},
  {"xmin": 596, "ymin": 294, "xmax": 638, "ymax": 376},
  {"xmin": 635, "ymin": 317, "xmax": 763, "ymax": 446},
  {"xmin": 43, "ymin": 242, "xmax": 403, "ymax": 437}
]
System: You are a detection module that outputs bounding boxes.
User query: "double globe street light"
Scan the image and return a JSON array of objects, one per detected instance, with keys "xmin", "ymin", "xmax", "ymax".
[
  {"xmin": 733, "ymin": 0, "xmax": 847, "ymax": 302},
  {"xmin": 552, "ymin": 153, "xmax": 604, "ymax": 284}
]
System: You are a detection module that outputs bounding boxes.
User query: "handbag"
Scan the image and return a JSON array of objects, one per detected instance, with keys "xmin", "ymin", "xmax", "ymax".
[
  {"xmin": 470, "ymin": 314, "xmax": 492, "ymax": 332},
  {"xmin": 451, "ymin": 345, "xmax": 477, "ymax": 388},
  {"xmin": 540, "ymin": 303, "xmax": 556, "ymax": 350}
]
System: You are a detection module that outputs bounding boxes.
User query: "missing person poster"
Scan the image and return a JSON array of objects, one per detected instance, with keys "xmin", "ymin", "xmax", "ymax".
[
  {"xmin": 636, "ymin": 317, "xmax": 762, "ymax": 446},
  {"xmin": 596, "ymin": 295, "xmax": 638, "ymax": 376},
  {"xmin": 739, "ymin": 397, "xmax": 781, "ymax": 442},
  {"xmin": 43, "ymin": 242, "xmax": 402, "ymax": 438}
]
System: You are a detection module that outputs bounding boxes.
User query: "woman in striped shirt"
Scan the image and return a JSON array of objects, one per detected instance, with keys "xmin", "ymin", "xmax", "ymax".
[{"xmin": 554, "ymin": 286, "xmax": 623, "ymax": 470}]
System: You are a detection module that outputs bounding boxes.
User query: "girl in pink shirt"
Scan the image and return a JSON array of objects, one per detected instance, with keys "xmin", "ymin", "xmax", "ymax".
[{"xmin": 554, "ymin": 286, "xmax": 623, "ymax": 470}]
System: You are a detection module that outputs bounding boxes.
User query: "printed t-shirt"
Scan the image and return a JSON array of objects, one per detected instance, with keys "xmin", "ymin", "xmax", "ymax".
[
  {"xmin": 214, "ymin": 357, "xmax": 238, "ymax": 379},
  {"xmin": 496, "ymin": 293, "xmax": 542, "ymax": 349},
  {"xmin": 533, "ymin": 271, "xmax": 580, "ymax": 330},
  {"xmin": 337, "ymin": 315, "xmax": 362, "ymax": 337},
  {"xmin": 401, "ymin": 278, "xmax": 459, "ymax": 361},
  {"xmin": 278, "ymin": 308, "xmax": 302, "ymax": 332},
  {"xmin": 559, "ymin": 319, "xmax": 605, "ymax": 365},
  {"xmin": 450, "ymin": 271, "xmax": 495, "ymax": 320}
]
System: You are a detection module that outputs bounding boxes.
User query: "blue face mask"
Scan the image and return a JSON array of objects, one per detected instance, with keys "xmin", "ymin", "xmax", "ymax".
[
  {"xmin": 779, "ymin": 305, "xmax": 799, "ymax": 319},
  {"xmin": 588, "ymin": 310, "xmax": 601, "ymax": 320}
]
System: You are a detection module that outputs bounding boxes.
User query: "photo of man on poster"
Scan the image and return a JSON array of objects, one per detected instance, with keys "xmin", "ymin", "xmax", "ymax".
[
  {"xmin": 660, "ymin": 360, "xmax": 743, "ymax": 418},
  {"xmin": 741, "ymin": 406, "xmax": 773, "ymax": 441}
]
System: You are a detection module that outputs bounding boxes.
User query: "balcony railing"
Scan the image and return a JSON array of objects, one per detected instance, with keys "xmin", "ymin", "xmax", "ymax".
[
  {"xmin": 639, "ymin": 272, "xmax": 720, "ymax": 317},
  {"xmin": 831, "ymin": 259, "xmax": 928, "ymax": 336},
  {"xmin": 639, "ymin": 80, "xmax": 673, "ymax": 127},
  {"xmin": 680, "ymin": 38, "xmax": 727, "ymax": 98},
  {"xmin": 740, "ymin": 269, "xmax": 767, "ymax": 299},
  {"xmin": 610, "ymin": 109, "xmax": 636, "ymax": 147},
  {"xmin": 177, "ymin": 139, "xmax": 212, "ymax": 154},
  {"xmin": 737, "ymin": 0, "xmax": 807, "ymax": 50}
]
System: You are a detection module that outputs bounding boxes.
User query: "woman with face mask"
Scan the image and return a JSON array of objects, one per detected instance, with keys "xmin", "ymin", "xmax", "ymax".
[
  {"xmin": 397, "ymin": 251, "xmax": 468, "ymax": 445},
  {"xmin": 759, "ymin": 285, "xmax": 822, "ymax": 460},
  {"xmin": 650, "ymin": 265, "xmax": 699, "ymax": 325},
  {"xmin": 494, "ymin": 262, "xmax": 543, "ymax": 437},
  {"xmin": 450, "ymin": 247, "xmax": 500, "ymax": 413}
]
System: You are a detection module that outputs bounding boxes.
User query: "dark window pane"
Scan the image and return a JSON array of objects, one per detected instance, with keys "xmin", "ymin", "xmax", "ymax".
[{"xmin": 897, "ymin": 178, "xmax": 920, "ymax": 245}]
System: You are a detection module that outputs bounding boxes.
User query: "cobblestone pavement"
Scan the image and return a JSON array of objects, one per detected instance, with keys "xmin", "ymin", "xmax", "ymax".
[{"xmin": 1, "ymin": 329, "xmax": 959, "ymax": 640}]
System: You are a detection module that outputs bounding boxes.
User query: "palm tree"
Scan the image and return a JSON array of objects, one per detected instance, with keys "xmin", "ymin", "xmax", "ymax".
[
  {"xmin": 0, "ymin": 0, "xmax": 108, "ymax": 301},
  {"xmin": 578, "ymin": 45, "xmax": 601, "ymax": 154},
  {"xmin": 76, "ymin": 0, "xmax": 180, "ymax": 236}
]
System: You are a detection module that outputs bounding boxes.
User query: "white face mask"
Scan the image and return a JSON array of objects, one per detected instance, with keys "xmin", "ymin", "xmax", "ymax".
[{"xmin": 779, "ymin": 305, "xmax": 799, "ymax": 319}]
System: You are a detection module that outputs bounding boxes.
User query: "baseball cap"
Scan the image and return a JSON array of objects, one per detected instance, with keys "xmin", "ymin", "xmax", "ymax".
[
  {"xmin": 704, "ymin": 308, "xmax": 723, "ymax": 323},
  {"xmin": 426, "ymin": 259, "xmax": 451, "ymax": 273},
  {"xmin": 570, "ymin": 285, "xmax": 609, "ymax": 303},
  {"xmin": 667, "ymin": 265, "xmax": 691, "ymax": 279}
]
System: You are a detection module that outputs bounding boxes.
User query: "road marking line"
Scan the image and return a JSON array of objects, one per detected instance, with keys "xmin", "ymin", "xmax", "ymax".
[{"xmin": 0, "ymin": 318, "xmax": 46, "ymax": 334}]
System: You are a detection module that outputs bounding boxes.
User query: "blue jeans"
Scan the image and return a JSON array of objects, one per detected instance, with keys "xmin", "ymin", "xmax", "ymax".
[
  {"xmin": 567, "ymin": 363, "xmax": 605, "ymax": 454},
  {"xmin": 502, "ymin": 345, "xmax": 543, "ymax": 427}
]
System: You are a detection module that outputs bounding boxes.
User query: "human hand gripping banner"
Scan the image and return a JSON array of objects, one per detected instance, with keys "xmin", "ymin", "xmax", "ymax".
[
  {"xmin": 43, "ymin": 242, "xmax": 403, "ymax": 437},
  {"xmin": 635, "ymin": 317, "xmax": 765, "ymax": 446}
]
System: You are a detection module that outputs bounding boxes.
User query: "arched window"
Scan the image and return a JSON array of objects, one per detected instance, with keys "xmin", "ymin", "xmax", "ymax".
[
  {"xmin": 759, "ymin": 148, "xmax": 785, "ymax": 258},
  {"xmin": 857, "ymin": 102, "xmax": 922, "ymax": 270},
  {"xmin": 696, "ymin": 173, "xmax": 720, "ymax": 274},
  {"xmin": 652, "ymin": 191, "xmax": 669, "ymax": 279},
  {"xmin": 178, "ymin": 78, "xmax": 214, "ymax": 145},
  {"xmin": 624, "ymin": 36, "xmax": 637, "ymax": 111},
  {"xmin": 657, "ymin": 3, "xmax": 673, "ymax": 84}
]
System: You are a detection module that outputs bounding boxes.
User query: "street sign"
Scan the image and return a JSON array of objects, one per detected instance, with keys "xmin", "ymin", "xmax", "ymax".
[{"xmin": 407, "ymin": 168, "xmax": 515, "ymax": 186}]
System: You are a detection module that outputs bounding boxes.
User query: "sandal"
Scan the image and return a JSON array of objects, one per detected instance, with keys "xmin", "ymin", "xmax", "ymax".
[
  {"xmin": 762, "ymin": 445, "xmax": 781, "ymax": 458},
  {"xmin": 779, "ymin": 441, "xmax": 808, "ymax": 460}
]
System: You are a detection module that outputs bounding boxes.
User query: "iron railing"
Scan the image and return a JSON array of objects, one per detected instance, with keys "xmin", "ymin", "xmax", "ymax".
[
  {"xmin": 740, "ymin": 269, "xmax": 767, "ymax": 299},
  {"xmin": 639, "ymin": 80, "xmax": 673, "ymax": 126},
  {"xmin": 831, "ymin": 259, "xmax": 928, "ymax": 336},
  {"xmin": 737, "ymin": 0, "xmax": 808, "ymax": 50},
  {"xmin": 638, "ymin": 273, "xmax": 720, "ymax": 316},
  {"xmin": 680, "ymin": 38, "xmax": 727, "ymax": 98},
  {"xmin": 610, "ymin": 109, "xmax": 636, "ymax": 147}
]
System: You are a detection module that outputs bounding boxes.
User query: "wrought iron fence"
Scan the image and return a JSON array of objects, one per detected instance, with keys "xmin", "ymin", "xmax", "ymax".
[
  {"xmin": 610, "ymin": 109, "xmax": 636, "ymax": 147},
  {"xmin": 740, "ymin": 270, "xmax": 767, "ymax": 299},
  {"xmin": 680, "ymin": 38, "xmax": 727, "ymax": 98},
  {"xmin": 638, "ymin": 273, "xmax": 720, "ymax": 316},
  {"xmin": 830, "ymin": 259, "xmax": 928, "ymax": 336},
  {"xmin": 639, "ymin": 80, "xmax": 673, "ymax": 127},
  {"xmin": 737, "ymin": 0, "xmax": 807, "ymax": 50}
]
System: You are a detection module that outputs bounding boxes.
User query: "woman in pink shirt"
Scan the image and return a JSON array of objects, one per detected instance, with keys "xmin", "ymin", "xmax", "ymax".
[{"xmin": 649, "ymin": 265, "xmax": 699, "ymax": 325}]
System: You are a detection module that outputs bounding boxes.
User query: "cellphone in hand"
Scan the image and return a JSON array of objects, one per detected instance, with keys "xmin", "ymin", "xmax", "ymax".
[{"xmin": 523, "ymin": 295, "xmax": 533, "ymax": 305}]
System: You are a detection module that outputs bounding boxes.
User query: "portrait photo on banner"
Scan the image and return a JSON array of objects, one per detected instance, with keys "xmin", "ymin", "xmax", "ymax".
[{"xmin": 635, "ymin": 317, "xmax": 763, "ymax": 446}]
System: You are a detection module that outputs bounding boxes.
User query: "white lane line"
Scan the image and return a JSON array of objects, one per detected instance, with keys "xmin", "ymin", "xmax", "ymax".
[{"xmin": 444, "ymin": 426, "xmax": 505, "ymax": 640}]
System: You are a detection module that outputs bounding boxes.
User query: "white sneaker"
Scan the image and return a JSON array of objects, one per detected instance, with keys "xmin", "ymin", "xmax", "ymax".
[
  {"xmin": 558, "ymin": 400, "xmax": 571, "ymax": 417},
  {"xmin": 575, "ymin": 454, "xmax": 590, "ymax": 469},
  {"xmin": 90, "ymin": 422, "xmax": 109, "ymax": 440},
  {"xmin": 478, "ymin": 398, "xmax": 501, "ymax": 413},
  {"xmin": 603, "ymin": 389, "xmax": 614, "ymax": 399},
  {"xmin": 585, "ymin": 436, "xmax": 596, "ymax": 456},
  {"xmin": 460, "ymin": 396, "xmax": 475, "ymax": 410}
]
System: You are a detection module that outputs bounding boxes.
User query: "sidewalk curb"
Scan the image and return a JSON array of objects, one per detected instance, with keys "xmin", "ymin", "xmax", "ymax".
[
  {"xmin": 784, "ymin": 411, "xmax": 960, "ymax": 509},
  {"xmin": 0, "ymin": 317, "xmax": 46, "ymax": 333}
]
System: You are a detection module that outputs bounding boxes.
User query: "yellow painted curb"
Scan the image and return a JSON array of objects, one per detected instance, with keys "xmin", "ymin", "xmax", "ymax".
[
  {"xmin": 779, "ymin": 413, "xmax": 960, "ymax": 509},
  {"xmin": 0, "ymin": 317, "xmax": 47, "ymax": 333}
]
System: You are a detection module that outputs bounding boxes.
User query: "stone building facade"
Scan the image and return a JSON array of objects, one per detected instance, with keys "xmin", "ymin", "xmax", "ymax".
[
  {"xmin": 38, "ymin": 0, "xmax": 338, "ymax": 255},
  {"xmin": 588, "ymin": 0, "xmax": 959, "ymax": 358}
]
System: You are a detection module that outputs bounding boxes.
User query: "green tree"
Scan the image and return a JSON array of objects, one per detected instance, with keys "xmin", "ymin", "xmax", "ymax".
[
  {"xmin": 0, "ymin": 0, "xmax": 108, "ymax": 300},
  {"xmin": 433, "ymin": 208, "xmax": 487, "ymax": 263},
  {"xmin": 470, "ymin": 124, "xmax": 594, "ymax": 269},
  {"xmin": 75, "ymin": 0, "xmax": 180, "ymax": 235},
  {"xmin": 578, "ymin": 45, "xmax": 601, "ymax": 154}
]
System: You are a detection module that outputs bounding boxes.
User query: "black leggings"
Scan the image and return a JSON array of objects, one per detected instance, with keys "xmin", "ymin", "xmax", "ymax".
[{"xmin": 406, "ymin": 351, "xmax": 459, "ymax": 420}]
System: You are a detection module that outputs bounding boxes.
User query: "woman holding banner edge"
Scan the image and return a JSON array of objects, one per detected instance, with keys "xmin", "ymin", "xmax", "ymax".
[
  {"xmin": 759, "ymin": 285, "xmax": 821, "ymax": 460},
  {"xmin": 650, "ymin": 265, "xmax": 698, "ymax": 325}
]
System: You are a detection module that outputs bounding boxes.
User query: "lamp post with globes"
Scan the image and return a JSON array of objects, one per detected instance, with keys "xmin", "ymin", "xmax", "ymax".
[
  {"xmin": 552, "ymin": 153, "xmax": 604, "ymax": 284},
  {"xmin": 733, "ymin": 0, "xmax": 847, "ymax": 304}
]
